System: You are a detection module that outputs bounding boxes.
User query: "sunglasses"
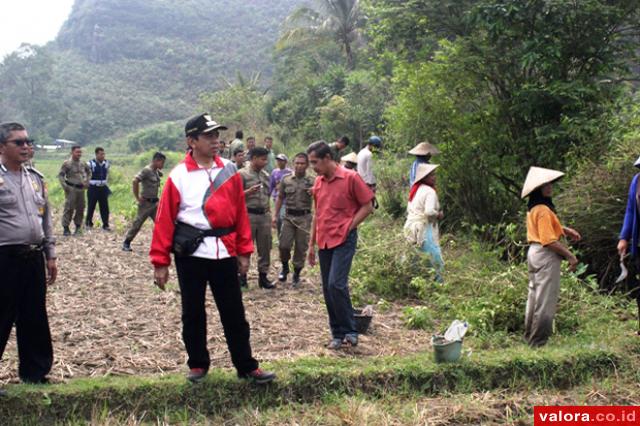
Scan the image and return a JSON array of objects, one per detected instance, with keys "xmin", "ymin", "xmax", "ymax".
[{"xmin": 6, "ymin": 138, "xmax": 35, "ymax": 147}]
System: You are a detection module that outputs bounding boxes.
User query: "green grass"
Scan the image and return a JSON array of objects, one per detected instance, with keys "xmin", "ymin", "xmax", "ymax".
[{"xmin": 2, "ymin": 324, "xmax": 635, "ymax": 425}]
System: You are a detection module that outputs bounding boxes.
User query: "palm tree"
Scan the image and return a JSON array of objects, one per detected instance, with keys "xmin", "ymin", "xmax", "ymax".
[{"xmin": 277, "ymin": 0, "xmax": 364, "ymax": 69}]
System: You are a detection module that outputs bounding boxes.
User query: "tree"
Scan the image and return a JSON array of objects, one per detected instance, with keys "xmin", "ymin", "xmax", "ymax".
[{"xmin": 278, "ymin": 0, "xmax": 365, "ymax": 69}]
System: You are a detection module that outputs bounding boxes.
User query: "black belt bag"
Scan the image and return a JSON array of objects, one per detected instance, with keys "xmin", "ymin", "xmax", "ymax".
[
  {"xmin": 144, "ymin": 197, "xmax": 159, "ymax": 203},
  {"xmin": 286, "ymin": 209, "xmax": 311, "ymax": 216},
  {"xmin": 172, "ymin": 222, "xmax": 234, "ymax": 257}
]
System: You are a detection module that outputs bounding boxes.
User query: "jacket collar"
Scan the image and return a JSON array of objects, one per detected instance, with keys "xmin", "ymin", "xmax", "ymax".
[{"xmin": 184, "ymin": 151, "xmax": 224, "ymax": 172}]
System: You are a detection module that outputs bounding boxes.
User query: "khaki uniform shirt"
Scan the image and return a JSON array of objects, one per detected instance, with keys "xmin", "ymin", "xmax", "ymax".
[
  {"xmin": 239, "ymin": 167, "xmax": 270, "ymax": 211},
  {"xmin": 279, "ymin": 174, "xmax": 313, "ymax": 212},
  {"xmin": 0, "ymin": 164, "xmax": 56, "ymax": 259},
  {"xmin": 136, "ymin": 165, "xmax": 162, "ymax": 199},
  {"xmin": 58, "ymin": 157, "xmax": 91, "ymax": 188}
]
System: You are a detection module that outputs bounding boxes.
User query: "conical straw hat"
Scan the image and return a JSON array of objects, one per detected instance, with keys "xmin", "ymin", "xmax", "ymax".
[
  {"xmin": 521, "ymin": 166, "xmax": 564, "ymax": 199},
  {"xmin": 341, "ymin": 152, "xmax": 358, "ymax": 164},
  {"xmin": 634, "ymin": 155, "xmax": 640, "ymax": 168},
  {"xmin": 409, "ymin": 142, "xmax": 440, "ymax": 156},
  {"xmin": 414, "ymin": 164, "xmax": 439, "ymax": 184}
]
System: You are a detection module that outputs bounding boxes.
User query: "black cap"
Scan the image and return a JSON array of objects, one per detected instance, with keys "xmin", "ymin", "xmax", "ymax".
[{"xmin": 185, "ymin": 113, "xmax": 228, "ymax": 137}]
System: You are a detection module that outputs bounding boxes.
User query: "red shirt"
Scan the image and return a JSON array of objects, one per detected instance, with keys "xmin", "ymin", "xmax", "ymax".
[
  {"xmin": 150, "ymin": 152, "xmax": 253, "ymax": 267},
  {"xmin": 312, "ymin": 165, "xmax": 374, "ymax": 249}
]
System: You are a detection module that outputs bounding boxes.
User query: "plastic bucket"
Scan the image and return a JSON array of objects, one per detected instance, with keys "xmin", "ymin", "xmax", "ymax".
[
  {"xmin": 354, "ymin": 309, "xmax": 372, "ymax": 334},
  {"xmin": 432, "ymin": 335, "xmax": 462, "ymax": 363}
]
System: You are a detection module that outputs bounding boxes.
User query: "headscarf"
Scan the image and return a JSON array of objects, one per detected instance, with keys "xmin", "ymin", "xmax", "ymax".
[{"xmin": 527, "ymin": 187, "xmax": 555, "ymax": 212}]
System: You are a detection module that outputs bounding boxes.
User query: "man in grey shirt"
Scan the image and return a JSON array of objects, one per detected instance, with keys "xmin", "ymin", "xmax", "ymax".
[{"xmin": 0, "ymin": 122, "xmax": 57, "ymax": 394}]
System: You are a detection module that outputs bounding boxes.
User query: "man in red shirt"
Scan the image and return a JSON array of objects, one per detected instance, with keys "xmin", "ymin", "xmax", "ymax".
[
  {"xmin": 307, "ymin": 140, "xmax": 374, "ymax": 349},
  {"xmin": 150, "ymin": 113, "xmax": 275, "ymax": 385}
]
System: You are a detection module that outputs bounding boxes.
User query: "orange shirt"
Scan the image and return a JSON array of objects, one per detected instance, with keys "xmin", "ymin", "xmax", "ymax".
[
  {"xmin": 527, "ymin": 204, "xmax": 564, "ymax": 246},
  {"xmin": 312, "ymin": 166, "xmax": 374, "ymax": 249}
]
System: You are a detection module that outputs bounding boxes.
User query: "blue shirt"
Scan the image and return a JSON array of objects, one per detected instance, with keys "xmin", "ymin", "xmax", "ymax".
[{"xmin": 620, "ymin": 173, "xmax": 640, "ymax": 257}]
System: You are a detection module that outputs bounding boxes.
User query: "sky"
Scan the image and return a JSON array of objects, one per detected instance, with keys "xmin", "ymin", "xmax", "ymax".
[{"xmin": 0, "ymin": 0, "xmax": 75, "ymax": 59}]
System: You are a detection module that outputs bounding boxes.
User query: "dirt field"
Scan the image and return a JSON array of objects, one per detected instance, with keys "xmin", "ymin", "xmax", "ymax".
[{"xmin": 0, "ymin": 224, "xmax": 430, "ymax": 384}]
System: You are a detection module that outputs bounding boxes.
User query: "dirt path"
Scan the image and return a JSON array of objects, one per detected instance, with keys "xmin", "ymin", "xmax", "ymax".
[{"xmin": 1, "ymin": 224, "xmax": 430, "ymax": 383}]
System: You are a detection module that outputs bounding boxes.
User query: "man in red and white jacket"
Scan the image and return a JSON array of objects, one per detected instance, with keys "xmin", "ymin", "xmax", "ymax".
[{"xmin": 150, "ymin": 113, "xmax": 275, "ymax": 385}]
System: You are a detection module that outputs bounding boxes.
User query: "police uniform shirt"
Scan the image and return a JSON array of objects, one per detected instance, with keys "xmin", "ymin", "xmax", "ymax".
[
  {"xmin": 279, "ymin": 174, "xmax": 313, "ymax": 212},
  {"xmin": 239, "ymin": 167, "xmax": 270, "ymax": 211},
  {"xmin": 136, "ymin": 165, "xmax": 162, "ymax": 200},
  {"xmin": 0, "ymin": 164, "xmax": 56, "ymax": 259},
  {"xmin": 59, "ymin": 158, "xmax": 91, "ymax": 186}
]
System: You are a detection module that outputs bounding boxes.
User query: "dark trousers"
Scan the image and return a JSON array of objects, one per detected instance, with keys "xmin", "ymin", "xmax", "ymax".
[
  {"xmin": 0, "ymin": 250, "xmax": 53, "ymax": 382},
  {"xmin": 86, "ymin": 185, "xmax": 110, "ymax": 227},
  {"xmin": 175, "ymin": 256, "xmax": 258, "ymax": 374},
  {"xmin": 318, "ymin": 229, "xmax": 358, "ymax": 339}
]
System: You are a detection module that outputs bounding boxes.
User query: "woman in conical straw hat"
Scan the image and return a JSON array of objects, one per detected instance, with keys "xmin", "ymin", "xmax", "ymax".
[
  {"xmin": 408, "ymin": 141, "xmax": 439, "ymax": 186},
  {"xmin": 403, "ymin": 163, "xmax": 444, "ymax": 282},
  {"xmin": 341, "ymin": 152, "xmax": 358, "ymax": 171},
  {"xmin": 522, "ymin": 166, "xmax": 581, "ymax": 347}
]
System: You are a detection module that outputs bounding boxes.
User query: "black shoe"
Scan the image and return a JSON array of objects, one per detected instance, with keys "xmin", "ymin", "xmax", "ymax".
[
  {"xmin": 85, "ymin": 222, "xmax": 93, "ymax": 229},
  {"xmin": 21, "ymin": 377, "xmax": 49, "ymax": 385},
  {"xmin": 239, "ymin": 368, "xmax": 276, "ymax": 385},
  {"xmin": 74, "ymin": 227, "xmax": 82, "ymax": 236},
  {"xmin": 278, "ymin": 264, "xmax": 289, "ymax": 282},
  {"xmin": 122, "ymin": 241, "xmax": 132, "ymax": 252},
  {"xmin": 187, "ymin": 368, "xmax": 207, "ymax": 383},
  {"xmin": 239, "ymin": 274, "xmax": 248, "ymax": 289},
  {"xmin": 102, "ymin": 226, "xmax": 112, "ymax": 232},
  {"xmin": 292, "ymin": 268, "xmax": 302, "ymax": 288},
  {"xmin": 259, "ymin": 273, "xmax": 275, "ymax": 289},
  {"xmin": 63, "ymin": 226, "xmax": 71, "ymax": 236}
]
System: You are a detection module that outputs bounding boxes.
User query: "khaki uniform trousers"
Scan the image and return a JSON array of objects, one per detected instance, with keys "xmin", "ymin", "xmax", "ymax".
[
  {"xmin": 279, "ymin": 215, "xmax": 311, "ymax": 269},
  {"xmin": 524, "ymin": 244, "xmax": 561, "ymax": 347},
  {"xmin": 249, "ymin": 213, "xmax": 272, "ymax": 274},
  {"xmin": 62, "ymin": 188, "xmax": 86, "ymax": 228},
  {"xmin": 124, "ymin": 200, "xmax": 158, "ymax": 242}
]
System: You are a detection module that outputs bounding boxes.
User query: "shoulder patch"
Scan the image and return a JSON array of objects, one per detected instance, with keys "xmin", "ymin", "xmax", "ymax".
[{"xmin": 27, "ymin": 166, "xmax": 45, "ymax": 179}]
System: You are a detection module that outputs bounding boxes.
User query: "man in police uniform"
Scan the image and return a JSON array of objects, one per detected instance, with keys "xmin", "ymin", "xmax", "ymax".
[
  {"xmin": 122, "ymin": 152, "xmax": 166, "ymax": 251},
  {"xmin": 239, "ymin": 147, "xmax": 275, "ymax": 289},
  {"xmin": 0, "ymin": 122, "xmax": 57, "ymax": 393},
  {"xmin": 86, "ymin": 147, "xmax": 111, "ymax": 230},
  {"xmin": 272, "ymin": 153, "xmax": 313, "ymax": 287},
  {"xmin": 58, "ymin": 145, "xmax": 91, "ymax": 236},
  {"xmin": 329, "ymin": 135, "xmax": 350, "ymax": 163}
]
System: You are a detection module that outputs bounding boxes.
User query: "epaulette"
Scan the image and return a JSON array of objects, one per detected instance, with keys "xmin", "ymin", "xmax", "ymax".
[
  {"xmin": 26, "ymin": 165, "xmax": 45, "ymax": 179},
  {"xmin": 0, "ymin": 164, "xmax": 6, "ymax": 173}
]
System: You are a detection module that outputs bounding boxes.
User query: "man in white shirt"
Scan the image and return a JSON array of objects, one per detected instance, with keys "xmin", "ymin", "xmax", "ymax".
[{"xmin": 357, "ymin": 136, "xmax": 382, "ymax": 192}]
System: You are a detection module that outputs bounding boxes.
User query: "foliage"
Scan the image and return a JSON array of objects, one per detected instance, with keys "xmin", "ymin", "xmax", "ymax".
[
  {"xmin": 377, "ymin": 0, "xmax": 639, "ymax": 226},
  {"xmin": 557, "ymin": 93, "xmax": 640, "ymax": 288},
  {"xmin": 120, "ymin": 121, "xmax": 184, "ymax": 153},
  {"xmin": 0, "ymin": 0, "xmax": 301, "ymax": 144},
  {"xmin": 278, "ymin": 0, "xmax": 365, "ymax": 69},
  {"xmin": 402, "ymin": 305, "xmax": 434, "ymax": 330}
]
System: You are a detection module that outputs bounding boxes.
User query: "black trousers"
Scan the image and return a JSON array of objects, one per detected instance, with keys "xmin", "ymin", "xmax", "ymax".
[
  {"xmin": 175, "ymin": 256, "xmax": 258, "ymax": 374},
  {"xmin": 86, "ymin": 185, "xmax": 110, "ymax": 227},
  {"xmin": 0, "ymin": 250, "xmax": 53, "ymax": 382}
]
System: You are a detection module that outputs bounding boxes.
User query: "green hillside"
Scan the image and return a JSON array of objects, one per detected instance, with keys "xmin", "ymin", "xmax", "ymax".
[{"xmin": 0, "ymin": 0, "xmax": 300, "ymax": 144}]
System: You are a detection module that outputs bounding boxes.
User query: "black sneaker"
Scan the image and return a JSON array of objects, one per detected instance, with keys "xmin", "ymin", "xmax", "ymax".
[
  {"xmin": 292, "ymin": 268, "xmax": 302, "ymax": 288},
  {"xmin": 102, "ymin": 226, "xmax": 112, "ymax": 232},
  {"xmin": 239, "ymin": 368, "xmax": 276, "ymax": 385},
  {"xmin": 85, "ymin": 222, "xmax": 93, "ymax": 229},
  {"xmin": 187, "ymin": 368, "xmax": 207, "ymax": 383},
  {"xmin": 259, "ymin": 273, "xmax": 276, "ymax": 289},
  {"xmin": 122, "ymin": 241, "xmax": 132, "ymax": 252},
  {"xmin": 343, "ymin": 334, "xmax": 358, "ymax": 347},
  {"xmin": 278, "ymin": 264, "xmax": 289, "ymax": 282},
  {"xmin": 73, "ymin": 227, "xmax": 82, "ymax": 236},
  {"xmin": 63, "ymin": 227, "xmax": 71, "ymax": 236}
]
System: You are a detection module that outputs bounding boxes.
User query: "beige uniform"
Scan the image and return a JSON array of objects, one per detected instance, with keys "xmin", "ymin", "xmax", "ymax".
[
  {"xmin": 58, "ymin": 158, "xmax": 91, "ymax": 228},
  {"xmin": 124, "ymin": 165, "xmax": 162, "ymax": 242},
  {"xmin": 239, "ymin": 167, "xmax": 271, "ymax": 274},
  {"xmin": 278, "ymin": 174, "xmax": 313, "ymax": 269}
]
